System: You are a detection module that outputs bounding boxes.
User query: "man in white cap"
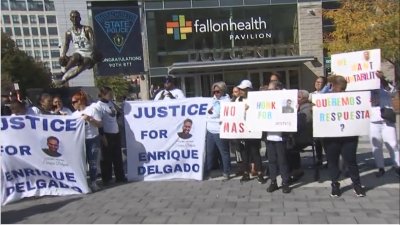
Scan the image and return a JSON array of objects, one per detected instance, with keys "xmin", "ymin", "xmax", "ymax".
[{"xmin": 235, "ymin": 79, "xmax": 266, "ymax": 184}]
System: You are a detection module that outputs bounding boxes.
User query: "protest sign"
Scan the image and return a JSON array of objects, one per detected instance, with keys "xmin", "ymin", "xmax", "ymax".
[
  {"xmin": 312, "ymin": 91, "xmax": 371, "ymax": 137},
  {"xmin": 331, "ymin": 49, "xmax": 381, "ymax": 91}
]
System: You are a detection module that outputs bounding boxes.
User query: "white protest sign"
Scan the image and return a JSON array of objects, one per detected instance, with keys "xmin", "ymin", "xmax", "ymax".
[
  {"xmin": 331, "ymin": 49, "xmax": 381, "ymax": 91},
  {"xmin": 312, "ymin": 91, "xmax": 371, "ymax": 137},
  {"xmin": 219, "ymin": 102, "xmax": 262, "ymax": 139},
  {"xmin": 124, "ymin": 97, "xmax": 210, "ymax": 181},
  {"xmin": 1, "ymin": 115, "xmax": 89, "ymax": 205},
  {"xmin": 247, "ymin": 90, "xmax": 298, "ymax": 132}
]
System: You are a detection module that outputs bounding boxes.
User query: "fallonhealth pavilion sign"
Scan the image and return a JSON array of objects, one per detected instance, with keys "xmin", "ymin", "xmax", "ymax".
[{"xmin": 92, "ymin": 3, "xmax": 144, "ymax": 76}]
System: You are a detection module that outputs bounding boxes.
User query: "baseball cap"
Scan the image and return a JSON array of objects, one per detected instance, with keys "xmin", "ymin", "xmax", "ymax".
[
  {"xmin": 163, "ymin": 75, "xmax": 176, "ymax": 84},
  {"xmin": 237, "ymin": 80, "xmax": 253, "ymax": 89}
]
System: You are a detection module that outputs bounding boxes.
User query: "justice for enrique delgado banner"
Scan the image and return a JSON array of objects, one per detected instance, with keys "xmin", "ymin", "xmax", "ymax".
[
  {"xmin": 92, "ymin": 2, "xmax": 144, "ymax": 76},
  {"xmin": 247, "ymin": 90, "xmax": 298, "ymax": 132},
  {"xmin": 312, "ymin": 91, "xmax": 371, "ymax": 137},
  {"xmin": 124, "ymin": 98, "xmax": 211, "ymax": 181},
  {"xmin": 331, "ymin": 49, "xmax": 381, "ymax": 91},
  {"xmin": 1, "ymin": 115, "xmax": 89, "ymax": 205}
]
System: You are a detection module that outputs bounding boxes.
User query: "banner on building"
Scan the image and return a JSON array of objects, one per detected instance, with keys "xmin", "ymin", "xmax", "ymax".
[
  {"xmin": 92, "ymin": 2, "xmax": 144, "ymax": 76},
  {"xmin": 124, "ymin": 98, "xmax": 211, "ymax": 181},
  {"xmin": 219, "ymin": 102, "xmax": 262, "ymax": 139},
  {"xmin": 331, "ymin": 49, "xmax": 381, "ymax": 91},
  {"xmin": 1, "ymin": 115, "xmax": 89, "ymax": 205},
  {"xmin": 246, "ymin": 90, "xmax": 298, "ymax": 132},
  {"xmin": 312, "ymin": 91, "xmax": 371, "ymax": 137}
]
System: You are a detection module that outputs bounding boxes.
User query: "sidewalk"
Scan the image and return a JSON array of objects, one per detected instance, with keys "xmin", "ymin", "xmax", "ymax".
[{"xmin": 1, "ymin": 137, "xmax": 399, "ymax": 224}]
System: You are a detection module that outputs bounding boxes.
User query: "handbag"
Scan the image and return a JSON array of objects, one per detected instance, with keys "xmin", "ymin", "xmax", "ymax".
[{"xmin": 380, "ymin": 107, "xmax": 396, "ymax": 123}]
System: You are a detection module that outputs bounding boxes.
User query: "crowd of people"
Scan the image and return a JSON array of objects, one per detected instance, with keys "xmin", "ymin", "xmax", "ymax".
[{"xmin": 1, "ymin": 71, "xmax": 399, "ymax": 197}]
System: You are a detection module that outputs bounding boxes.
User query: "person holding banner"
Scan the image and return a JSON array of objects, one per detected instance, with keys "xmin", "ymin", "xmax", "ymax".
[
  {"xmin": 323, "ymin": 75, "xmax": 366, "ymax": 197},
  {"xmin": 235, "ymin": 80, "xmax": 266, "ymax": 184},
  {"xmin": 205, "ymin": 81, "xmax": 232, "ymax": 180},
  {"xmin": 96, "ymin": 87, "xmax": 127, "ymax": 185},
  {"xmin": 154, "ymin": 76, "xmax": 185, "ymax": 100},
  {"xmin": 27, "ymin": 93, "xmax": 54, "ymax": 115},
  {"xmin": 71, "ymin": 90, "xmax": 103, "ymax": 192},
  {"xmin": 369, "ymin": 71, "xmax": 400, "ymax": 177},
  {"xmin": 264, "ymin": 81, "xmax": 291, "ymax": 194}
]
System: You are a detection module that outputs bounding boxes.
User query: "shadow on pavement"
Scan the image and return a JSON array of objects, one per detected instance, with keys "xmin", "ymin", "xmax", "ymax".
[{"xmin": 1, "ymin": 197, "xmax": 81, "ymax": 224}]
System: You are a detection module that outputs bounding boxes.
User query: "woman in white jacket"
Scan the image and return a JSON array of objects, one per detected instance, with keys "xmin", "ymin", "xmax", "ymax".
[{"xmin": 205, "ymin": 81, "xmax": 231, "ymax": 180}]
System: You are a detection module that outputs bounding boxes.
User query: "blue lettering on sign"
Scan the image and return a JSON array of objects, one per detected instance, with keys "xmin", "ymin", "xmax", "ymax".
[
  {"xmin": 5, "ymin": 179, "xmax": 83, "ymax": 196},
  {"xmin": 95, "ymin": 10, "xmax": 138, "ymax": 53},
  {"xmin": 137, "ymin": 163, "xmax": 200, "ymax": 175},
  {"xmin": 138, "ymin": 150, "xmax": 199, "ymax": 162},
  {"xmin": 0, "ymin": 145, "xmax": 31, "ymax": 156},
  {"xmin": 1, "ymin": 116, "xmax": 78, "ymax": 131},
  {"xmin": 140, "ymin": 130, "xmax": 167, "ymax": 139},
  {"xmin": 133, "ymin": 104, "xmax": 208, "ymax": 119}
]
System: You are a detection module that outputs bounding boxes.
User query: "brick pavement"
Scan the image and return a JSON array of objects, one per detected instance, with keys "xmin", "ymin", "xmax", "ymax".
[{"xmin": 1, "ymin": 137, "xmax": 399, "ymax": 224}]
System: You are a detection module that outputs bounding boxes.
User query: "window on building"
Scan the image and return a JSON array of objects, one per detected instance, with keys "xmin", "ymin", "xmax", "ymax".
[
  {"xmin": 10, "ymin": 0, "xmax": 26, "ymax": 11},
  {"xmin": 41, "ymin": 39, "xmax": 48, "ymax": 47},
  {"xmin": 25, "ymin": 39, "xmax": 32, "ymax": 47},
  {"xmin": 34, "ymin": 50, "xmax": 41, "ymax": 59},
  {"xmin": 4, "ymin": 27, "xmax": 13, "ymax": 36},
  {"xmin": 2, "ymin": 15, "xmax": 11, "ymax": 24},
  {"xmin": 33, "ymin": 39, "xmax": 40, "ymax": 47},
  {"xmin": 1, "ymin": 0, "xmax": 9, "ymax": 10},
  {"xmin": 28, "ymin": 1, "xmax": 44, "ymax": 11},
  {"xmin": 38, "ymin": 15, "xmax": 45, "ymax": 23},
  {"xmin": 14, "ymin": 27, "xmax": 21, "ymax": 36},
  {"xmin": 52, "ymin": 61, "xmax": 61, "ymax": 69},
  {"xmin": 23, "ymin": 27, "xmax": 30, "ymax": 36},
  {"xmin": 12, "ymin": 15, "xmax": 20, "ymax": 24},
  {"xmin": 16, "ymin": 39, "xmax": 23, "ymax": 48},
  {"xmin": 26, "ymin": 51, "xmax": 33, "ymax": 57},
  {"xmin": 45, "ymin": 1, "xmax": 55, "ymax": 11},
  {"xmin": 30, "ymin": 15, "xmax": 37, "ymax": 24},
  {"xmin": 43, "ymin": 50, "xmax": 49, "ymax": 59},
  {"xmin": 46, "ymin": 15, "xmax": 56, "ymax": 24},
  {"xmin": 48, "ymin": 27, "xmax": 57, "ymax": 35},
  {"xmin": 49, "ymin": 38, "xmax": 59, "ymax": 47},
  {"xmin": 31, "ymin": 27, "xmax": 38, "ymax": 36},
  {"xmin": 21, "ymin": 15, "xmax": 28, "ymax": 24},
  {"xmin": 40, "ymin": 27, "xmax": 47, "ymax": 36},
  {"xmin": 50, "ymin": 50, "xmax": 60, "ymax": 57}
]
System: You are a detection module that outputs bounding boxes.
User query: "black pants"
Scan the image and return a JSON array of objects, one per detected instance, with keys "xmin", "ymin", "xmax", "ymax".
[
  {"xmin": 100, "ymin": 132, "xmax": 126, "ymax": 182},
  {"xmin": 240, "ymin": 139, "xmax": 262, "ymax": 173},
  {"xmin": 323, "ymin": 136, "xmax": 361, "ymax": 185},
  {"xmin": 286, "ymin": 144, "xmax": 307, "ymax": 173},
  {"xmin": 314, "ymin": 138, "xmax": 324, "ymax": 162},
  {"xmin": 266, "ymin": 141, "xmax": 290, "ymax": 184}
]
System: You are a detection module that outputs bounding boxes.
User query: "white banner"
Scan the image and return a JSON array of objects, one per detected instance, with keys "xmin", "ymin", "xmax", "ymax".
[
  {"xmin": 312, "ymin": 92, "xmax": 371, "ymax": 137},
  {"xmin": 1, "ymin": 115, "xmax": 89, "ymax": 205},
  {"xmin": 219, "ymin": 102, "xmax": 262, "ymax": 139},
  {"xmin": 247, "ymin": 90, "xmax": 298, "ymax": 132},
  {"xmin": 124, "ymin": 98, "xmax": 210, "ymax": 181},
  {"xmin": 331, "ymin": 49, "xmax": 381, "ymax": 91}
]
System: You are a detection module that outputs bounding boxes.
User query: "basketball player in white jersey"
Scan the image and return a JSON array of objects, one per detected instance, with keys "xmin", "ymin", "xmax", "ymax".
[{"xmin": 54, "ymin": 10, "xmax": 101, "ymax": 86}]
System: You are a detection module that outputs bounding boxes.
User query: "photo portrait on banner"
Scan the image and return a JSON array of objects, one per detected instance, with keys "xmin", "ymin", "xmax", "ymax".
[
  {"xmin": 124, "ymin": 98, "xmax": 211, "ymax": 181},
  {"xmin": 312, "ymin": 91, "xmax": 371, "ymax": 137},
  {"xmin": 1, "ymin": 115, "xmax": 89, "ymax": 205},
  {"xmin": 246, "ymin": 90, "xmax": 298, "ymax": 132},
  {"xmin": 331, "ymin": 49, "xmax": 381, "ymax": 91}
]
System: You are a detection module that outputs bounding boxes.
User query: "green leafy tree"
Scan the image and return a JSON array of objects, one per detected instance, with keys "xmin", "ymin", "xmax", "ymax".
[
  {"xmin": 95, "ymin": 75, "xmax": 130, "ymax": 101},
  {"xmin": 1, "ymin": 32, "xmax": 52, "ymax": 95},
  {"xmin": 324, "ymin": 0, "xmax": 400, "ymax": 81}
]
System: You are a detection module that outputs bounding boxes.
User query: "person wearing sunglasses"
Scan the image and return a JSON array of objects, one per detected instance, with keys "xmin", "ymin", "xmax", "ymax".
[
  {"xmin": 71, "ymin": 90, "xmax": 103, "ymax": 192},
  {"xmin": 205, "ymin": 81, "xmax": 231, "ymax": 180},
  {"xmin": 154, "ymin": 75, "xmax": 185, "ymax": 100}
]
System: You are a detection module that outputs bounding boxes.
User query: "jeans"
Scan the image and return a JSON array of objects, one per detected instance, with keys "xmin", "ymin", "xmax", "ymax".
[
  {"xmin": 85, "ymin": 136, "xmax": 100, "ymax": 182},
  {"xmin": 266, "ymin": 141, "xmax": 290, "ymax": 184},
  {"xmin": 100, "ymin": 132, "xmax": 126, "ymax": 182},
  {"xmin": 323, "ymin": 136, "xmax": 361, "ymax": 185},
  {"xmin": 205, "ymin": 131, "xmax": 231, "ymax": 175}
]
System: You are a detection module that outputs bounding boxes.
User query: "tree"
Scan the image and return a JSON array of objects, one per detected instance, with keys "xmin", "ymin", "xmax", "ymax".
[
  {"xmin": 323, "ymin": 0, "xmax": 400, "ymax": 81},
  {"xmin": 95, "ymin": 76, "xmax": 130, "ymax": 101},
  {"xmin": 1, "ymin": 32, "xmax": 52, "ymax": 95}
]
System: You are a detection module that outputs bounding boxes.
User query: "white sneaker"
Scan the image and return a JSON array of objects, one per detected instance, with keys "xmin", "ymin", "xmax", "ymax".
[{"xmin": 90, "ymin": 182, "xmax": 100, "ymax": 192}]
